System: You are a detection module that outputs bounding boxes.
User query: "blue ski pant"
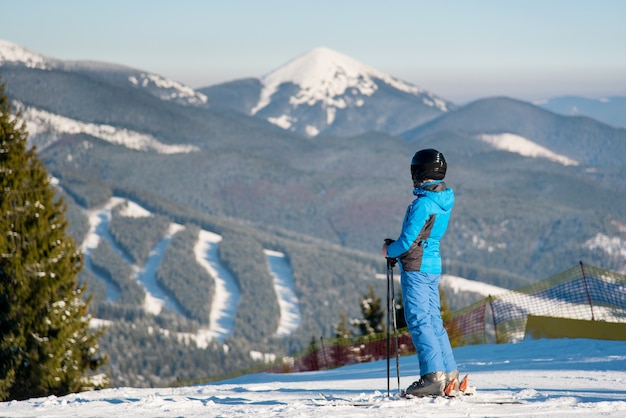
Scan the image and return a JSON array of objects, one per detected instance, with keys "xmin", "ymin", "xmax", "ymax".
[{"xmin": 400, "ymin": 270, "xmax": 457, "ymax": 376}]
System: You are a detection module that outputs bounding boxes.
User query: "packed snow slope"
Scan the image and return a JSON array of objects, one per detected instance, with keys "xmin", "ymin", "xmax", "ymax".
[{"xmin": 2, "ymin": 338, "xmax": 625, "ymax": 417}]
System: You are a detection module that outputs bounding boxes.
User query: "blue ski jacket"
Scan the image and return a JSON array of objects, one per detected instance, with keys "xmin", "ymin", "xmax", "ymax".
[{"xmin": 386, "ymin": 180, "xmax": 454, "ymax": 273}]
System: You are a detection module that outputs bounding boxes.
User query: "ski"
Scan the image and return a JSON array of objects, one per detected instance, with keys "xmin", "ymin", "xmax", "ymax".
[
  {"xmin": 314, "ymin": 391, "xmax": 523, "ymax": 407},
  {"xmin": 315, "ymin": 376, "xmax": 524, "ymax": 407}
]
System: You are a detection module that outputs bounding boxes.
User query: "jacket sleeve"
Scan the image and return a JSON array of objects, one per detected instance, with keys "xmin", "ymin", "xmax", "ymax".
[{"xmin": 387, "ymin": 199, "xmax": 430, "ymax": 258}]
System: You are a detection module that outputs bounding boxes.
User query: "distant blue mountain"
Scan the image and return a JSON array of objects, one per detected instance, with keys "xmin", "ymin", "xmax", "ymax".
[{"xmin": 536, "ymin": 96, "xmax": 626, "ymax": 129}]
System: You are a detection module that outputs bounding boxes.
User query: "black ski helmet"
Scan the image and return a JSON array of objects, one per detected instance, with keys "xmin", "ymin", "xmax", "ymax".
[{"xmin": 411, "ymin": 148, "xmax": 447, "ymax": 184}]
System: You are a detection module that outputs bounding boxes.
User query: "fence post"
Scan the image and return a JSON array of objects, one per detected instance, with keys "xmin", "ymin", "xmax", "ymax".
[
  {"xmin": 319, "ymin": 337, "xmax": 329, "ymax": 369},
  {"xmin": 488, "ymin": 295, "xmax": 499, "ymax": 343},
  {"xmin": 579, "ymin": 260, "xmax": 596, "ymax": 321}
]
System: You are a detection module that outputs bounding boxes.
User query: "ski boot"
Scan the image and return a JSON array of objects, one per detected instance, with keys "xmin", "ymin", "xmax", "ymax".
[{"xmin": 405, "ymin": 371, "xmax": 446, "ymax": 397}]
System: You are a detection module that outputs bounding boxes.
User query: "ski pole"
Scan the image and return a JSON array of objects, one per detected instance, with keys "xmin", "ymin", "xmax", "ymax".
[
  {"xmin": 384, "ymin": 238, "xmax": 399, "ymax": 396},
  {"xmin": 386, "ymin": 256, "xmax": 391, "ymax": 396},
  {"xmin": 389, "ymin": 259, "xmax": 401, "ymax": 395}
]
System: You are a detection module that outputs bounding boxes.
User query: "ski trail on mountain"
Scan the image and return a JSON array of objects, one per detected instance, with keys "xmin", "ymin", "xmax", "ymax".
[
  {"xmin": 81, "ymin": 197, "xmax": 128, "ymax": 301},
  {"xmin": 82, "ymin": 198, "xmax": 187, "ymax": 316},
  {"xmin": 193, "ymin": 230, "xmax": 240, "ymax": 342},
  {"xmin": 135, "ymin": 223, "xmax": 187, "ymax": 315},
  {"xmin": 264, "ymin": 249, "xmax": 301, "ymax": 336}
]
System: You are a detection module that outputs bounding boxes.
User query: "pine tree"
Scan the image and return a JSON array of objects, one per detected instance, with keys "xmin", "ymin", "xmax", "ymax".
[
  {"xmin": 302, "ymin": 335, "xmax": 320, "ymax": 371},
  {"xmin": 333, "ymin": 310, "xmax": 353, "ymax": 339},
  {"xmin": 351, "ymin": 285, "xmax": 385, "ymax": 337},
  {"xmin": 0, "ymin": 80, "xmax": 107, "ymax": 401}
]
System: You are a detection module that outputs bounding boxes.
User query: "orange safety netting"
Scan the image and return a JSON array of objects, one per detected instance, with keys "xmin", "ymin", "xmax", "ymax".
[{"xmin": 265, "ymin": 263, "xmax": 626, "ymax": 373}]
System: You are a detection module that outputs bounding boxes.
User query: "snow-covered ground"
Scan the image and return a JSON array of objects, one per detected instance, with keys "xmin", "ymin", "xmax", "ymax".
[
  {"xmin": 2, "ymin": 338, "xmax": 625, "ymax": 417},
  {"xmin": 476, "ymin": 132, "xmax": 579, "ymax": 166},
  {"xmin": 21, "ymin": 103, "xmax": 199, "ymax": 154}
]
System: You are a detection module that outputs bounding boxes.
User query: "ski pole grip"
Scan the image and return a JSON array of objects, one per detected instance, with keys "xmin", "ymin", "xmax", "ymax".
[{"xmin": 383, "ymin": 239, "xmax": 397, "ymax": 267}]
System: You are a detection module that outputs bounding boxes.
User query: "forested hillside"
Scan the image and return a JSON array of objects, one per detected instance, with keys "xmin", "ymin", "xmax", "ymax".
[{"xmin": 61, "ymin": 188, "xmax": 388, "ymax": 386}]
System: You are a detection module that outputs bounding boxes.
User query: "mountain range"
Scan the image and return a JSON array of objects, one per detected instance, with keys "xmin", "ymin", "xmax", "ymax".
[{"xmin": 1, "ymin": 39, "xmax": 625, "ymax": 387}]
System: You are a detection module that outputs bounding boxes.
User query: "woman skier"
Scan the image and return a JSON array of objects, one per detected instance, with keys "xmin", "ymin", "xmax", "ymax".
[{"xmin": 382, "ymin": 148, "xmax": 460, "ymax": 397}]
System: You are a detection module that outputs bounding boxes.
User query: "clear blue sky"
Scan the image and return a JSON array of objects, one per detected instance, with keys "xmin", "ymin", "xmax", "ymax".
[{"xmin": 1, "ymin": 0, "xmax": 625, "ymax": 103}]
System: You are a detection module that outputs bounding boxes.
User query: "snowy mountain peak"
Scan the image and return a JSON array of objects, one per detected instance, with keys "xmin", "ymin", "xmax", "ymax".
[
  {"xmin": 0, "ymin": 39, "xmax": 54, "ymax": 70},
  {"xmin": 262, "ymin": 46, "xmax": 389, "ymax": 94},
  {"xmin": 254, "ymin": 46, "xmax": 446, "ymax": 113},
  {"xmin": 251, "ymin": 47, "xmax": 451, "ymax": 136}
]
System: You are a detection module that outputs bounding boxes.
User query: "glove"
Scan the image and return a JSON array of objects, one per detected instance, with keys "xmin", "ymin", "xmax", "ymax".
[{"xmin": 383, "ymin": 238, "xmax": 397, "ymax": 267}]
